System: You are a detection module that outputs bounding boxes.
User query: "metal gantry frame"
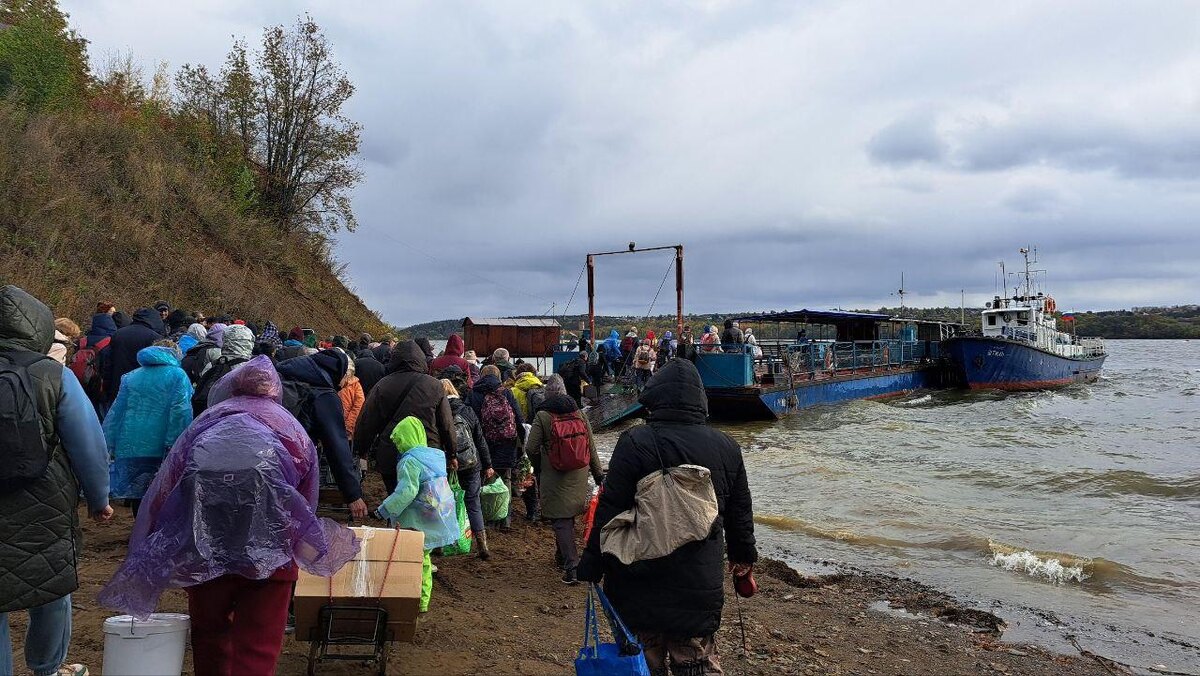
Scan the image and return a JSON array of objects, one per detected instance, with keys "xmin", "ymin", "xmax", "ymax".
[{"xmin": 586, "ymin": 244, "xmax": 684, "ymax": 342}]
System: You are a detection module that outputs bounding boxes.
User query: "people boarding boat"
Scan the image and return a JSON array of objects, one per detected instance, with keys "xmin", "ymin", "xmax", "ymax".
[{"xmin": 942, "ymin": 248, "xmax": 1106, "ymax": 391}]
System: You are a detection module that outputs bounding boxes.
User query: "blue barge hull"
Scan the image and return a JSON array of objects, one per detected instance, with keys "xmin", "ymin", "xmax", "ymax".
[
  {"xmin": 704, "ymin": 365, "xmax": 938, "ymax": 420},
  {"xmin": 942, "ymin": 336, "xmax": 1105, "ymax": 390}
]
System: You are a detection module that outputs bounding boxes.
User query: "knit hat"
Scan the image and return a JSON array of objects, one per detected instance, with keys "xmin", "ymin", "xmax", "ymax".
[
  {"xmin": 332, "ymin": 335, "xmax": 350, "ymax": 349},
  {"xmin": 312, "ymin": 349, "xmax": 349, "ymax": 386},
  {"xmin": 154, "ymin": 300, "xmax": 171, "ymax": 313}
]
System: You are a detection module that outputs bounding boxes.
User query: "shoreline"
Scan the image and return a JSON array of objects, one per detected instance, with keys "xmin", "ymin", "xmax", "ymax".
[{"xmin": 8, "ymin": 474, "xmax": 1112, "ymax": 675}]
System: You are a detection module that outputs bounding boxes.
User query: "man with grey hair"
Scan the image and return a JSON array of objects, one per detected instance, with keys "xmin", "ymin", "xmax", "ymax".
[{"xmin": 491, "ymin": 348, "xmax": 515, "ymax": 382}]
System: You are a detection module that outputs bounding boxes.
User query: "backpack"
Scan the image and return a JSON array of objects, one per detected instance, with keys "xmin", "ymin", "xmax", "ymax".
[
  {"xmin": 635, "ymin": 348, "xmax": 652, "ymax": 370},
  {"xmin": 452, "ymin": 412, "xmax": 479, "ymax": 470},
  {"xmin": 547, "ymin": 412, "xmax": 590, "ymax": 472},
  {"xmin": 191, "ymin": 356, "xmax": 248, "ymax": 417},
  {"xmin": 281, "ymin": 379, "xmax": 317, "ymax": 433},
  {"xmin": 69, "ymin": 336, "xmax": 109, "ymax": 399},
  {"xmin": 180, "ymin": 341, "xmax": 216, "ymax": 384},
  {"xmin": 526, "ymin": 386, "xmax": 547, "ymax": 417},
  {"xmin": 481, "ymin": 390, "xmax": 516, "ymax": 443},
  {"xmin": 0, "ymin": 352, "xmax": 51, "ymax": 495}
]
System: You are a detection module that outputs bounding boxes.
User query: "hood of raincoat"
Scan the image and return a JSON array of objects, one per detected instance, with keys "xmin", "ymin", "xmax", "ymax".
[
  {"xmin": 136, "ymin": 345, "xmax": 181, "ymax": 367},
  {"xmin": 390, "ymin": 415, "xmax": 427, "ymax": 455},
  {"xmin": 88, "ymin": 313, "xmax": 118, "ymax": 340},
  {"xmin": 513, "ymin": 371, "xmax": 543, "ymax": 393},
  {"xmin": 221, "ymin": 324, "xmax": 254, "ymax": 360},
  {"xmin": 276, "ymin": 353, "xmax": 336, "ymax": 389},
  {"xmin": 472, "ymin": 373, "xmax": 502, "ymax": 396},
  {"xmin": 445, "ymin": 334, "xmax": 465, "ymax": 357},
  {"xmin": 0, "ymin": 285, "xmax": 54, "ymax": 353},
  {"xmin": 386, "ymin": 340, "xmax": 427, "ymax": 375},
  {"xmin": 663, "ymin": 331, "xmax": 674, "ymax": 341},
  {"xmin": 638, "ymin": 358, "xmax": 708, "ymax": 424},
  {"xmin": 97, "ymin": 356, "xmax": 358, "ymax": 618},
  {"xmin": 207, "ymin": 323, "xmax": 227, "ymax": 348},
  {"xmin": 186, "ymin": 323, "xmax": 207, "ymax": 342},
  {"xmin": 131, "ymin": 308, "xmax": 165, "ymax": 335}
]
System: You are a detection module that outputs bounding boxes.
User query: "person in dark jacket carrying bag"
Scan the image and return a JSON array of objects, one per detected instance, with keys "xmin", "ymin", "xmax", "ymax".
[
  {"xmin": 354, "ymin": 340, "xmax": 457, "ymax": 493},
  {"xmin": 466, "ymin": 365, "xmax": 529, "ymax": 528},
  {"xmin": 441, "ymin": 373, "xmax": 494, "ymax": 560},
  {"xmin": 577, "ymin": 359, "xmax": 756, "ymax": 676},
  {"xmin": 275, "ymin": 350, "xmax": 367, "ymax": 519}
]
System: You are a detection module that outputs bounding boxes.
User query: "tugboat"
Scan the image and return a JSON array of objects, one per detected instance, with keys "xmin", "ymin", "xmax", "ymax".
[{"xmin": 943, "ymin": 248, "xmax": 1106, "ymax": 391}]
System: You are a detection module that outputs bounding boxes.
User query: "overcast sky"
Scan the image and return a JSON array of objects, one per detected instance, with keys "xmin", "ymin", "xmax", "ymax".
[{"xmin": 64, "ymin": 1, "xmax": 1200, "ymax": 325}]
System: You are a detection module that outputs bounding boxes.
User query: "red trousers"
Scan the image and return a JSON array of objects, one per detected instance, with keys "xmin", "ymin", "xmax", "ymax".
[{"xmin": 185, "ymin": 573, "xmax": 293, "ymax": 676}]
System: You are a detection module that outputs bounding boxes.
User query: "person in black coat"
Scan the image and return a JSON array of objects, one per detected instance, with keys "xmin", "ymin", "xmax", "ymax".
[
  {"xmin": 353, "ymin": 350, "xmax": 386, "ymax": 397},
  {"xmin": 353, "ymin": 340, "xmax": 457, "ymax": 493},
  {"xmin": 465, "ymin": 366, "xmax": 531, "ymax": 526},
  {"xmin": 557, "ymin": 351, "xmax": 589, "ymax": 407},
  {"xmin": 102, "ymin": 308, "xmax": 165, "ymax": 403},
  {"xmin": 275, "ymin": 349, "xmax": 367, "ymax": 519},
  {"xmin": 577, "ymin": 359, "xmax": 756, "ymax": 675}
]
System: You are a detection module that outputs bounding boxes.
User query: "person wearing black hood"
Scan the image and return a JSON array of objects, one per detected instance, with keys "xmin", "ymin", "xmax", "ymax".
[
  {"xmin": 164, "ymin": 309, "xmax": 191, "ymax": 341},
  {"xmin": 353, "ymin": 348, "xmax": 385, "ymax": 397},
  {"xmin": 466, "ymin": 364, "xmax": 529, "ymax": 526},
  {"xmin": 79, "ymin": 311, "xmax": 118, "ymax": 415},
  {"xmin": 102, "ymin": 308, "xmax": 165, "ymax": 403},
  {"xmin": 577, "ymin": 359, "xmax": 756, "ymax": 675},
  {"xmin": 414, "ymin": 337, "xmax": 436, "ymax": 368},
  {"xmin": 275, "ymin": 349, "xmax": 367, "ymax": 519},
  {"xmin": 357, "ymin": 333, "xmax": 373, "ymax": 355},
  {"xmin": 111, "ymin": 311, "xmax": 131, "ymax": 329},
  {"xmin": 371, "ymin": 336, "xmax": 394, "ymax": 364},
  {"xmin": 556, "ymin": 351, "xmax": 589, "ymax": 407},
  {"xmin": 353, "ymin": 340, "xmax": 457, "ymax": 493}
]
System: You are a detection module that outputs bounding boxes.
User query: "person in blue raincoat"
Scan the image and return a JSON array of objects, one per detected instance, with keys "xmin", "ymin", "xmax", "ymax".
[
  {"xmin": 602, "ymin": 330, "xmax": 624, "ymax": 377},
  {"xmin": 376, "ymin": 416, "xmax": 458, "ymax": 613},
  {"xmin": 103, "ymin": 343, "xmax": 193, "ymax": 514}
]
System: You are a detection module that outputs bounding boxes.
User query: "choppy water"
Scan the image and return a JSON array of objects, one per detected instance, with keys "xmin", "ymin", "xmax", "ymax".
[{"xmin": 594, "ymin": 340, "xmax": 1200, "ymax": 673}]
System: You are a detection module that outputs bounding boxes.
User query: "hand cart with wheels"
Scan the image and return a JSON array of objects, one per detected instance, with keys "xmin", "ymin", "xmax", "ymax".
[{"xmin": 305, "ymin": 605, "xmax": 391, "ymax": 676}]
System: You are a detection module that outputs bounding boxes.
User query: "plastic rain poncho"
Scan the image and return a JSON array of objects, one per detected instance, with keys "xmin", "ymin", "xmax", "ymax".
[
  {"xmin": 377, "ymin": 416, "xmax": 459, "ymax": 550},
  {"xmin": 98, "ymin": 356, "xmax": 360, "ymax": 618}
]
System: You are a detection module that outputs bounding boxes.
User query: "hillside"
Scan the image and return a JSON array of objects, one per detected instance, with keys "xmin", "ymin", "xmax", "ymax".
[
  {"xmin": 0, "ymin": 104, "xmax": 387, "ymax": 335},
  {"xmin": 0, "ymin": 4, "xmax": 388, "ymax": 336}
]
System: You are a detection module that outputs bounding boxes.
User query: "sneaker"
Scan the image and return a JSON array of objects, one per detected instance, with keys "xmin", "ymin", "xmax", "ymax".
[
  {"xmin": 561, "ymin": 568, "xmax": 579, "ymax": 586},
  {"xmin": 57, "ymin": 666, "xmax": 88, "ymax": 676}
]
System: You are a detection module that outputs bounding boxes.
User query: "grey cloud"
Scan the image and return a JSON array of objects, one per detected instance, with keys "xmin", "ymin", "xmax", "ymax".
[
  {"xmin": 867, "ymin": 110, "xmax": 946, "ymax": 166},
  {"xmin": 1001, "ymin": 185, "xmax": 1061, "ymax": 214}
]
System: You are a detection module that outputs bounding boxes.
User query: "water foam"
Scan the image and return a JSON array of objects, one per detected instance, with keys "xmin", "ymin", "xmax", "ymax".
[{"xmin": 989, "ymin": 545, "xmax": 1089, "ymax": 584}]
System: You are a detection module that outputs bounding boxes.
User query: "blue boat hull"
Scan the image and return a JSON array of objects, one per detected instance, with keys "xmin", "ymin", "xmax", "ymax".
[
  {"xmin": 706, "ymin": 366, "xmax": 938, "ymax": 419},
  {"xmin": 942, "ymin": 337, "xmax": 1104, "ymax": 391}
]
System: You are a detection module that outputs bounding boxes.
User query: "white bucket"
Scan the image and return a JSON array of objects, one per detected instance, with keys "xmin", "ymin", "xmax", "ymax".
[{"xmin": 102, "ymin": 613, "xmax": 190, "ymax": 676}]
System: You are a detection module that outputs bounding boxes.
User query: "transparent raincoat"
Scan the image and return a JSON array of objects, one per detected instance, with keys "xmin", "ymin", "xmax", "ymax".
[
  {"xmin": 98, "ymin": 356, "xmax": 360, "ymax": 618},
  {"xmin": 377, "ymin": 416, "xmax": 459, "ymax": 550}
]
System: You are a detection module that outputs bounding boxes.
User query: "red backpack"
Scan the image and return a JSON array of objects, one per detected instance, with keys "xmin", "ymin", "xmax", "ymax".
[
  {"xmin": 481, "ymin": 390, "xmax": 517, "ymax": 443},
  {"xmin": 69, "ymin": 336, "xmax": 109, "ymax": 399},
  {"xmin": 548, "ymin": 412, "xmax": 590, "ymax": 471}
]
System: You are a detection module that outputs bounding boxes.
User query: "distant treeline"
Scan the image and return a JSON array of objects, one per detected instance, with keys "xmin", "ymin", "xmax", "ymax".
[{"xmin": 404, "ymin": 305, "xmax": 1200, "ymax": 341}]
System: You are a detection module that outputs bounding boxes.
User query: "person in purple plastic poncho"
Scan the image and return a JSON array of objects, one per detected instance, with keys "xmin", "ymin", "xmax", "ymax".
[{"xmin": 98, "ymin": 356, "xmax": 359, "ymax": 676}]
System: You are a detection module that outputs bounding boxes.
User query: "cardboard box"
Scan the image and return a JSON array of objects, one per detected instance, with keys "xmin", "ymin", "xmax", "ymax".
[{"xmin": 293, "ymin": 527, "xmax": 425, "ymax": 643}]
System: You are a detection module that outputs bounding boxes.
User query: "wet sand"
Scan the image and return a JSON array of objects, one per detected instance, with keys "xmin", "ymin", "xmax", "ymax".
[{"xmin": 8, "ymin": 474, "xmax": 1110, "ymax": 675}]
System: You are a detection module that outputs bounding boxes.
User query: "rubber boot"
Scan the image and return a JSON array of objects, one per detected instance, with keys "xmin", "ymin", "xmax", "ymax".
[{"xmin": 477, "ymin": 531, "xmax": 491, "ymax": 561}]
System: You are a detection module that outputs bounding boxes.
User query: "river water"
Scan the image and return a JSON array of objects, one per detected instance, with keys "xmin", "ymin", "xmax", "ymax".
[{"xmin": 589, "ymin": 339, "xmax": 1199, "ymax": 672}]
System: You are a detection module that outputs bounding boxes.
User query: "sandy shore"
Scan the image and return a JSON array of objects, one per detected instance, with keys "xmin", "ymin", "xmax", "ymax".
[{"xmin": 7, "ymin": 473, "xmax": 1111, "ymax": 675}]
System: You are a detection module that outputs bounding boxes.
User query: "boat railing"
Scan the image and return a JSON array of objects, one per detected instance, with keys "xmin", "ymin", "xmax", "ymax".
[{"xmin": 700, "ymin": 338, "xmax": 939, "ymax": 387}]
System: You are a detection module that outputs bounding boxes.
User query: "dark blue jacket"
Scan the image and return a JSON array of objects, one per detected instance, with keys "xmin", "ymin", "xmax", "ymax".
[
  {"xmin": 354, "ymin": 353, "xmax": 386, "ymax": 397},
  {"xmin": 102, "ymin": 309, "xmax": 165, "ymax": 403},
  {"xmin": 465, "ymin": 374, "xmax": 525, "ymax": 470},
  {"xmin": 275, "ymin": 355, "xmax": 363, "ymax": 502}
]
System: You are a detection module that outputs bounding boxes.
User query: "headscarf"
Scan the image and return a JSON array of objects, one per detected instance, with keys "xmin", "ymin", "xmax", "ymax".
[
  {"xmin": 260, "ymin": 321, "xmax": 281, "ymax": 348},
  {"xmin": 206, "ymin": 322, "xmax": 227, "ymax": 348},
  {"xmin": 544, "ymin": 374, "xmax": 568, "ymax": 397}
]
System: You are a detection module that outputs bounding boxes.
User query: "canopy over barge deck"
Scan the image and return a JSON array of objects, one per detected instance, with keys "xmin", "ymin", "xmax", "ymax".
[{"xmin": 696, "ymin": 309, "xmax": 962, "ymax": 420}]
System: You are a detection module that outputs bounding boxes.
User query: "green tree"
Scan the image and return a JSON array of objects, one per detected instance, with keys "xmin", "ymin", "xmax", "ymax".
[
  {"xmin": 0, "ymin": 0, "xmax": 90, "ymax": 111},
  {"xmin": 177, "ymin": 15, "xmax": 361, "ymax": 235}
]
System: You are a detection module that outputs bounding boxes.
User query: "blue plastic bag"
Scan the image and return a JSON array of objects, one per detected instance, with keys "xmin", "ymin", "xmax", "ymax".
[{"xmin": 575, "ymin": 584, "xmax": 651, "ymax": 676}]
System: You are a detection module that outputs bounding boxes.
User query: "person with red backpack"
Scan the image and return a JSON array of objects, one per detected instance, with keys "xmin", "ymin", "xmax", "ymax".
[
  {"xmin": 466, "ymin": 364, "xmax": 528, "ymax": 529},
  {"xmin": 74, "ymin": 311, "xmax": 117, "ymax": 417},
  {"xmin": 524, "ymin": 375, "xmax": 603, "ymax": 585}
]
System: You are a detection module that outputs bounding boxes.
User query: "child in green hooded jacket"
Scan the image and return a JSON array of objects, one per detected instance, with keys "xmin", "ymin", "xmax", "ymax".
[{"xmin": 376, "ymin": 416, "xmax": 459, "ymax": 611}]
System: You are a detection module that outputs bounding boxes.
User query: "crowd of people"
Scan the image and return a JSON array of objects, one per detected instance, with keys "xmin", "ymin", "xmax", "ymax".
[{"xmin": 0, "ymin": 285, "xmax": 756, "ymax": 676}]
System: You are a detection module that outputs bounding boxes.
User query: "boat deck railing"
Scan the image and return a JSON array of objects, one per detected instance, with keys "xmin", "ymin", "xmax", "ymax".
[{"xmin": 696, "ymin": 339, "xmax": 939, "ymax": 388}]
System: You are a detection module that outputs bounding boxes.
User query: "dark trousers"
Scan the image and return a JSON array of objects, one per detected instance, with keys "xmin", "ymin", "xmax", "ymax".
[
  {"xmin": 551, "ymin": 517, "xmax": 578, "ymax": 570},
  {"xmin": 457, "ymin": 466, "xmax": 485, "ymax": 536},
  {"xmin": 185, "ymin": 574, "xmax": 292, "ymax": 676}
]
